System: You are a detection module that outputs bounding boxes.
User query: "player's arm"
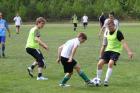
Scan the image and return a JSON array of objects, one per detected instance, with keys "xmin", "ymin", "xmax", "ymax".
[
  {"xmin": 35, "ymin": 37, "xmax": 48, "ymax": 51},
  {"xmin": 5, "ymin": 21, "xmax": 11, "ymax": 37},
  {"xmin": 121, "ymin": 40, "xmax": 133, "ymax": 59},
  {"xmin": 57, "ymin": 44, "xmax": 64, "ymax": 63},
  {"xmin": 118, "ymin": 31, "xmax": 133, "ymax": 59},
  {"xmin": 68, "ymin": 45, "xmax": 78, "ymax": 62},
  {"xmin": 98, "ymin": 26, "xmax": 105, "ymax": 37}
]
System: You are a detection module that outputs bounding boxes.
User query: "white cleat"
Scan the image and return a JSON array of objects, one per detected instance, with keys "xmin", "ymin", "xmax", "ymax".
[
  {"xmin": 59, "ymin": 84, "xmax": 71, "ymax": 87},
  {"xmin": 37, "ymin": 76, "xmax": 48, "ymax": 80}
]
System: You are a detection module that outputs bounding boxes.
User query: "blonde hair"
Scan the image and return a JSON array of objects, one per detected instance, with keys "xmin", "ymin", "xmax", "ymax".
[
  {"xmin": 77, "ymin": 32, "xmax": 87, "ymax": 40},
  {"xmin": 36, "ymin": 17, "xmax": 46, "ymax": 25}
]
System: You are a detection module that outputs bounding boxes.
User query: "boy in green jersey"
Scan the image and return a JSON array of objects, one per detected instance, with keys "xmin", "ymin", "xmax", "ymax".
[
  {"xmin": 26, "ymin": 17, "xmax": 49, "ymax": 80},
  {"xmin": 95, "ymin": 20, "xmax": 133, "ymax": 86},
  {"xmin": 72, "ymin": 14, "xmax": 78, "ymax": 31}
]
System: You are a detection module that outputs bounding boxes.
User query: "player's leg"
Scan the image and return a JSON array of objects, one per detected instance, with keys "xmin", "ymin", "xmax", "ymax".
[
  {"xmin": 104, "ymin": 59, "xmax": 114, "ymax": 86},
  {"xmin": 60, "ymin": 73, "xmax": 72, "ymax": 87},
  {"xmin": 27, "ymin": 61, "xmax": 37, "ymax": 77},
  {"xmin": 59, "ymin": 57, "xmax": 73, "ymax": 87},
  {"xmin": 36, "ymin": 50, "xmax": 48, "ymax": 80},
  {"xmin": 16, "ymin": 26, "xmax": 20, "ymax": 34},
  {"xmin": 1, "ymin": 36, "xmax": 6, "ymax": 57},
  {"xmin": 0, "ymin": 36, "xmax": 1, "ymax": 57},
  {"xmin": 104, "ymin": 52, "xmax": 120, "ymax": 86},
  {"xmin": 97, "ymin": 59, "xmax": 106, "ymax": 79},
  {"xmin": 74, "ymin": 23, "xmax": 77, "ymax": 31},
  {"xmin": 74, "ymin": 64, "xmax": 90, "ymax": 83}
]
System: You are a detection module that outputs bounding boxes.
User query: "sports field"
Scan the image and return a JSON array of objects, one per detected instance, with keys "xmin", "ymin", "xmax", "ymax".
[{"xmin": 0, "ymin": 23, "xmax": 140, "ymax": 93}]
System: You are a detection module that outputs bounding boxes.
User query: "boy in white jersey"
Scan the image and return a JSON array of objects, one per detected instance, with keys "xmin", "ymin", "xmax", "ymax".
[
  {"xmin": 98, "ymin": 11, "xmax": 119, "ymax": 59},
  {"xmin": 13, "ymin": 13, "xmax": 22, "ymax": 34},
  {"xmin": 57, "ymin": 33, "xmax": 93, "ymax": 87},
  {"xmin": 82, "ymin": 14, "xmax": 88, "ymax": 29},
  {"xmin": 26, "ymin": 17, "xmax": 48, "ymax": 80}
]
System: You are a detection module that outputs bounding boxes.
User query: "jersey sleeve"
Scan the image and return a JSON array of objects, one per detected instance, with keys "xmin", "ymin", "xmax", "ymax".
[
  {"xmin": 35, "ymin": 30, "xmax": 40, "ymax": 37},
  {"xmin": 117, "ymin": 30, "xmax": 124, "ymax": 41}
]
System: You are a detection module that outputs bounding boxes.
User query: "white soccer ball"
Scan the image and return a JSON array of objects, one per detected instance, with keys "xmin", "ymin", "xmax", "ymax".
[{"xmin": 91, "ymin": 77, "xmax": 101, "ymax": 86}]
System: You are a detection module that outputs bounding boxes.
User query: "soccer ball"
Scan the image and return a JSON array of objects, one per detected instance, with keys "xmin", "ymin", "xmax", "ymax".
[{"xmin": 91, "ymin": 77, "xmax": 101, "ymax": 86}]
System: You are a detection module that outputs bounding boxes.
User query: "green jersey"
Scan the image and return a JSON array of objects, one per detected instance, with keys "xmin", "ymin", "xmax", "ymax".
[
  {"xmin": 72, "ymin": 15, "xmax": 78, "ymax": 23},
  {"xmin": 26, "ymin": 26, "xmax": 40, "ymax": 49},
  {"xmin": 105, "ymin": 30, "xmax": 123, "ymax": 53}
]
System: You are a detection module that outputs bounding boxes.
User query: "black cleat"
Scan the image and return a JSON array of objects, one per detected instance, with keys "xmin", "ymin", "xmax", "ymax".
[{"xmin": 27, "ymin": 67, "xmax": 33, "ymax": 77}]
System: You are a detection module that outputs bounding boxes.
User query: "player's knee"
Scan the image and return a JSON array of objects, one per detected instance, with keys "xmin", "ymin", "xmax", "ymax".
[
  {"xmin": 97, "ymin": 61, "xmax": 103, "ymax": 69},
  {"xmin": 38, "ymin": 60, "xmax": 44, "ymax": 68},
  {"xmin": 108, "ymin": 62, "xmax": 114, "ymax": 68}
]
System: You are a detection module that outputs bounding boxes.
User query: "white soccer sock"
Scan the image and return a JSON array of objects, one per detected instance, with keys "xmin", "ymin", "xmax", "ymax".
[
  {"xmin": 105, "ymin": 68, "xmax": 112, "ymax": 82},
  {"xmin": 97, "ymin": 69, "xmax": 102, "ymax": 79}
]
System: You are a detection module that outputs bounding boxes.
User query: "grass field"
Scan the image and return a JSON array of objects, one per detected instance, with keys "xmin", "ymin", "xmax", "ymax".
[{"xmin": 0, "ymin": 23, "xmax": 140, "ymax": 93}]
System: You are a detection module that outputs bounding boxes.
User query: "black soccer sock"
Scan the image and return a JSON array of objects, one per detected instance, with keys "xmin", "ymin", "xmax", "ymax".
[
  {"xmin": 31, "ymin": 65, "xmax": 35, "ymax": 69},
  {"xmin": 2, "ymin": 44, "xmax": 5, "ymax": 53},
  {"xmin": 38, "ymin": 73, "xmax": 42, "ymax": 77}
]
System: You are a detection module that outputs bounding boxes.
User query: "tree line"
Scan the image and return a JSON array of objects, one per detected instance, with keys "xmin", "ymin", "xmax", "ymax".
[{"xmin": 0, "ymin": 0, "xmax": 140, "ymax": 22}]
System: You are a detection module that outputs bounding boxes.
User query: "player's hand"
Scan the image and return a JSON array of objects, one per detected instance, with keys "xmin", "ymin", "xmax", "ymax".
[
  {"xmin": 68, "ymin": 57, "xmax": 72, "ymax": 63},
  {"xmin": 44, "ymin": 45, "xmax": 49, "ymax": 51},
  {"xmin": 56, "ymin": 57, "xmax": 61, "ymax": 64},
  {"xmin": 128, "ymin": 51, "xmax": 133, "ymax": 59}
]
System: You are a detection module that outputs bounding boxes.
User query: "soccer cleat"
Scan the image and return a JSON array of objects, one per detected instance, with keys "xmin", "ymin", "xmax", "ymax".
[
  {"xmin": 104, "ymin": 81, "xmax": 109, "ymax": 87},
  {"xmin": 37, "ymin": 76, "xmax": 48, "ymax": 80},
  {"xmin": 27, "ymin": 67, "xmax": 33, "ymax": 77},
  {"xmin": 85, "ymin": 80, "xmax": 94, "ymax": 86},
  {"xmin": 59, "ymin": 84, "xmax": 71, "ymax": 87}
]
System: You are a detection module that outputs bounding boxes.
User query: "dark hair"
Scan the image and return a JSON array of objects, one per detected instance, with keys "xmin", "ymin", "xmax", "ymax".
[
  {"xmin": 77, "ymin": 32, "xmax": 87, "ymax": 40},
  {"xmin": 109, "ymin": 11, "xmax": 115, "ymax": 16},
  {"xmin": 36, "ymin": 17, "xmax": 46, "ymax": 25}
]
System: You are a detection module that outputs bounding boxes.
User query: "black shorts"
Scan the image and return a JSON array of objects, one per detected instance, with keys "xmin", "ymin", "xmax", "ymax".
[
  {"xmin": 101, "ymin": 51, "xmax": 120, "ymax": 64},
  {"xmin": 26, "ymin": 48, "xmax": 45, "ymax": 67},
  {"xmin": 16, "ymin": 25, "xmax": 20, "ymax": 28},
  {"xmin": 73, "ymin": 23, "xmax": 77, "ymax": 27},
  {"xmin": 83, "ymin": 22, "xmax": 88, "ymax": 26},
  {"xmin": 61, "ymin": 56, "xmax": 77, "ymax": 73}
]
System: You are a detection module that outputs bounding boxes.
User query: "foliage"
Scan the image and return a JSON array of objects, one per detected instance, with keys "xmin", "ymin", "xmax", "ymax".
[{"xmin": 0, "ymin": 0, "xmax": 140, "ymax": 21}]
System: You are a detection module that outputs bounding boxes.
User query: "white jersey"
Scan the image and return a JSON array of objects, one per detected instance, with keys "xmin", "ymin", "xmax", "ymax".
[
  {"xmin": 61, "ymin": 38, "xmax": 80, "ymax": 58},
  {"xmin": 82, "ymin": 16, "xmax": 88, "ymax": 23},
  {"xmin": 13, "ymin": 16, "xmax": 22, "ymax": 26},
  {"xmin": 103, "ymin": 18, "xmax": 119, "ymax": 37}
]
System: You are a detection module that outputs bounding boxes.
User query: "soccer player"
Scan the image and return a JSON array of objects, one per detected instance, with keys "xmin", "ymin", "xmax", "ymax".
[
  {"xmin": 99, "ymin": 12, "xmax": 106, "ymax": 28},
  {"xmin": 13, "ymin": 13, "xmax": 22, "ymax": 34},
  {"xmin": 82, "ymin": 14, "xmax": 88, "ymax": 29},
  {"xmin": 26, "ymin": 17, "xmax": 48, "ymax": 80},
  {"xmin": 96, "ymin": 20, "xmax": 133, "ymax": 86},
  {"xmin": 57, "ymin": 33, "xmax": 93, "ymax": 87},
  {"xmin": 0, "ymin": 12, "xmax": 10, "ymax": 57},
  {"xmin": 99, "ymin": 11, "xmax": 119, "ymax": 59},
  {"xmin": 72, "ymin": 14, "xmax": 78, "ymax": 31}
]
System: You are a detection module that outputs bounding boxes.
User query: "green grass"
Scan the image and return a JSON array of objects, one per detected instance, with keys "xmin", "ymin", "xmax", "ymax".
[{"xmin": 0, "ymin": 23, "xmax": 140, "ymax": 93}]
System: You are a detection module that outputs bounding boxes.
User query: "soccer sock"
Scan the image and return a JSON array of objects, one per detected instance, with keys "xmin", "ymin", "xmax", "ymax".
[
  {"xmin": 97, "ymin": 69, "xmax": 102, "ymax": 78},
  {"xmin": 78, "ymin": 70, "xmax": 90, "ymax": 82},
  {"xmin": 38, "ymin": 73, "xmax": 42, "ymax": 77},
  {"xmin": 2, "ymin": 44, "xmax": 5, "ymax": 53},
  {"xmin": 31, "ymin": 65, "xmax": 35, "ymax": 70},
  {"xmin": 60, "ymin": 75, "xmax": 70, "ymax": 84},
  {"xmin": 105, "ymin": 68, "xmax": 112, "ymax": 82}
]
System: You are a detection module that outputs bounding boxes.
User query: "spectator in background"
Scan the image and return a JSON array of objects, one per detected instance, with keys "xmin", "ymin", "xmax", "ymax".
[{"xmin": 13, "ymin": 13, "xmax": 22, "ymax": 34}]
